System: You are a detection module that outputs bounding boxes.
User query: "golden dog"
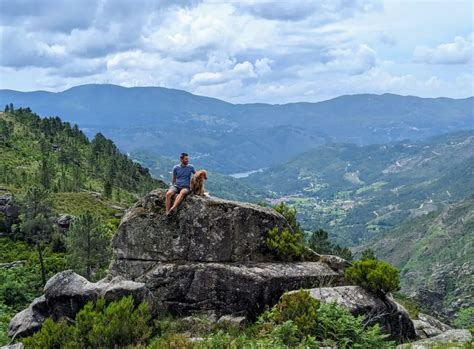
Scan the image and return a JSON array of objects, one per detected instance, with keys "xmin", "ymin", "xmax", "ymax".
[{"xmin": 190, "ymin": 170, "xmax": 208, "ymax": 196}]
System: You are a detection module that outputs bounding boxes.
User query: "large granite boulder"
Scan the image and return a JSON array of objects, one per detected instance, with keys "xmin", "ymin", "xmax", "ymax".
[
  {"xmin": 109, "ymin": 189, "xmax": 348, "ymax": 318},
  {"xmin": 307, "ymin": 286, "xmax": 417, "ymax": 343},
  {"xmin": 111, "ymin": 260, "xmax": 344, "ymax": 318},
  {"xmin": 112, "ymin": 189, "xmax": 292, "ymax": 262},
  {"xmin": 8, "ymin": 270, "xmax": 156, "ymax": 339}
]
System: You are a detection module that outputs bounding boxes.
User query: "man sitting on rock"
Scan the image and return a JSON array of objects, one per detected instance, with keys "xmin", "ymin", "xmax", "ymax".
[{"xmin": 165, "ymin": 152, "xmax": 195, "ymax": 216}]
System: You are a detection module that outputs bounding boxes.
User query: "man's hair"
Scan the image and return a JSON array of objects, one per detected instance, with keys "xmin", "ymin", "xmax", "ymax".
[{"xmin": 180, "ymin": 152, "xmax": 188, "ymax": 159}]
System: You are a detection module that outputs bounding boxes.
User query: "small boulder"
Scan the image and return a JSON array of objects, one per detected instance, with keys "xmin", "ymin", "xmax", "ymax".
[
  {"xmin": 413, "ymin": 312, "xmax": 452, "ymax": 339},
  {"xmin": 56, "ymin": 214, "xmax": 75, "ymax": 232},
  {"xmin": 217, "ymin": 314, "xmax": 247, "ymax": 327},
  {"xmin": 396, "ymin": 329, "xmax": 472, "ymax": 348},
  {"xmin": 0, "ymin": 343, "xmax": 24, "ymax": 349},
  {"xmin": 8, "ymin": 296, "xmax": 49, "ymax": 339},
  {"xmin": 307, "ymin": 286, "xmax": 417, "ymax": 343},
  {"xmin": 8, "ymin": 270, "xmax": 156, "ymax": 339}
]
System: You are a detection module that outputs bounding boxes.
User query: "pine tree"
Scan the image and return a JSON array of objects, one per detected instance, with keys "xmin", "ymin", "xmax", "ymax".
[
  {"xmin": 18, "ymin": 186, "xmax": 54, "ymax": 286},
  {"xmin": 38, "ymin": 139, "xmax": 55, "ymax": 190},
  {"xmin": 66, "ymin": 211, "xmax": 111, "ymax": 280},
  {"xmin": 308, "ymin": 229, "xmax": 333, "ymax": 255}
]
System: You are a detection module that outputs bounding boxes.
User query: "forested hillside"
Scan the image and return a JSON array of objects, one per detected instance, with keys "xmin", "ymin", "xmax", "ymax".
[
  {"xmin": 241, "ymin": 131, "xmax": 474, "ymax": 245},
  {"xmin": 366, "ymin": 197, "xmax": 474, "ymax": 321},
  {"xmin": 0, "ymin": 106, "xmax": 165, "ymax": 344}
]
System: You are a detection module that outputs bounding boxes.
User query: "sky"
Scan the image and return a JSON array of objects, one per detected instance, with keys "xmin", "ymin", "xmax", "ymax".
[{"xmin": 0, "ymin": 0, "xmax": 473, "ymax": 104}]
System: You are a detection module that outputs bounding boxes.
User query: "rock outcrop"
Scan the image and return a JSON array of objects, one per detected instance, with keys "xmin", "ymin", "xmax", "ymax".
[
  {"xmin": 307, "ymin": 286, "xmax": 417, "ymax": 342},
  {"xmin": 109, "ymin": 189, "xmax": 346, "ymax": 318},
  {"xmin": 0, "ymin": 192, "xmax": 19, "ymax": 232},
  {"xmin": 111, "ymin": 189, "xmax": 292, "ymax": 262},
  {"xmin": 8, "ymin": 270, "xmax": 156, "ymax": 339},
  {"xmin": 413, "ymin": 312, "xmax": 452, "ymax": 339}
]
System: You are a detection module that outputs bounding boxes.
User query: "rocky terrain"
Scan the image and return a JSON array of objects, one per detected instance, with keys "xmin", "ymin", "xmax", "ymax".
[{"xmin": 6, "ymin": 189, "xmax": 471, "ymax": 347}]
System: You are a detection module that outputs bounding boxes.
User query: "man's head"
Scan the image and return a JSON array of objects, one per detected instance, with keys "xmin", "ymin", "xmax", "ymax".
[{"xmin": 180, "ymin": 152, "xmax": 189, "ymax": 166}]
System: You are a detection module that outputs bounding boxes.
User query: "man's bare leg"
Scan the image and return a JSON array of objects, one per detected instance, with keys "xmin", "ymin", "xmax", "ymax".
[
  {"xmin": 170, "ymin": 188, "xmax": 188, "ymax": 212},
  {"xmin": 165, "ymin": 190, "xmax": 174, "ymax": 214}
]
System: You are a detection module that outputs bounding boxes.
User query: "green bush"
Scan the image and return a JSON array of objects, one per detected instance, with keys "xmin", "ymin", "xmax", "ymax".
[
  {"xmin": 254, "ymin": 290, "xmax": 393, "ymax": 348},
  {"xmin": 0, "ymin": 303, "xmax": 14, "ymax": 346},
  {"xmin": 269, "ymin": 320, "xmax": 301, "ymax": 347},
  {"xmin": 267, "ymin": 202, "xmax": 306, "ymax": 261},
  {"xmin": 0, "ymin": 265, "xmax": 41, "ymax": 311},
  {"xmin": 454, "ymin": 306, "xmax": 474, "ymax": 333},
  {"xmin": 22, "ymin": 296, "xmax": 152, "ymax": 348},
  {"xmin": 270, "ymin": 290, "xmax": 319, "ymax": 337},
  {"xmin": 266, "ymin": 227, "xmax": 304, "ymax": 261},
  {"xmin": 345, "ymin": 259, "xmax": 400, "ymax": 295},
  {"xmin": 22, "ymin": 318, "xmax": 70, "ymax": 349},
  {"xmin": 315, "ymin": 303, "xmax": 393, "ymax": 349},
  {"xmin": 273, "ymin": 202, "xmax": 301, "ymax": 233}
]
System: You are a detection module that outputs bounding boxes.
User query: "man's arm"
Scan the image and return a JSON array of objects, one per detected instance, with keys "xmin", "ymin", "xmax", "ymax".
[{"xmin": 172, "ymin": 167, "xmax": 177, "ymax": 185}]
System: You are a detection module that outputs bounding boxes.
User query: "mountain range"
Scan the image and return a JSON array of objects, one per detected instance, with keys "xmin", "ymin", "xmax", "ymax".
[{"xmin": 1, "ymin": 84, "xmax": 472, "ymax": 173}]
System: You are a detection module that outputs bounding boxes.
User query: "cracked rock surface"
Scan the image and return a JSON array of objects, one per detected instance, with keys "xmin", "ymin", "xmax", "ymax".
[{"xmin": 110, "ymin": 189, "xmax": 347, "ymax": 318}]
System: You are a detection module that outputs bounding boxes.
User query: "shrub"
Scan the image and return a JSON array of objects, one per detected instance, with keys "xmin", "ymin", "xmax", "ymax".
[
  {"xmin": 266, "ymin": 227, "xmax": 304, "ymax": 261},
  {"xmin": 255, "ymin": 290, "xmax": 393, "ymax": 348},
  {"xmin": 22, "ymin": 318, "xmax": 70, "ymax": 349},
  {"xmin": 0, "ymin": 265, "xmax": 41, "ymax": 311},
  {"xmin": 454, "ymin": 306, "xmax": 474, "ymax": 332},
  {"xmin": 315, "ymin": 303, "xmax": 393, "ymax": 349},
  {"xmin": 22, "ymin": 296, "xmax": 152, "ymax": 348},
  {"xmin": 345, "ymin": 259, "xmax": 400, "ymax": 295},
  {"xmin": 71, "ymin": 296, "xmax": 152, "ymax": 347},
  {"xmin": 267, "ymin": 202, "xmax": 306, "ymax": 261},
  {"xmin": 273, "ymin": 202, "xmax": 301, "ymax": 233},
  {"xmin": 270, "ymin": 290, "xmax": 319, "ymax": 337}
]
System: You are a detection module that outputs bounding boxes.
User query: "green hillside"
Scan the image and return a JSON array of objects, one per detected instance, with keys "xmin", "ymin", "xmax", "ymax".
[
  {"xmin": 241, "ymin": 131, "xmax": 474, "ymax": 245},
  {"xmin": 0, "ymin": 107, "xmax": 166, "ymax": 344},
  {"xmin": 366, "ymin": 197, "xmax": 474, "ymax": 321},
  {"xmin": 0, "ymin": 107, "xmax": 165, "ymax": 206}
]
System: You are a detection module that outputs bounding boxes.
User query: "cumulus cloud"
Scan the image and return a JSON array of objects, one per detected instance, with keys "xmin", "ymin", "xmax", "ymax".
[
  {"xmin": 0, "ymin": 0, "xmax": 472, "ymax": 102},
  {"xmin": 190, "ymin": 60, "xmax": 257, "ymax": 86},
  {"xmin": 295, "ymin": 44, "xmax": 378, "ymax": 78},
  {"xmin": 413, "ymin": 33, "xmax": 474, "ymax": 64}
]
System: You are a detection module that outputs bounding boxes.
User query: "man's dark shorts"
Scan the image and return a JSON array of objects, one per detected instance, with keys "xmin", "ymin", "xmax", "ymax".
[{"xmin": 168, "ymin": 185, "xmax": 190, "ymax": 194}]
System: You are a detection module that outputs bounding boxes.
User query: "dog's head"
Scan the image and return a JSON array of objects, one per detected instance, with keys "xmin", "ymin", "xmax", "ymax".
[{"xmin": 196, "ymin": 170, "xmax": 207, "ymax": 180}]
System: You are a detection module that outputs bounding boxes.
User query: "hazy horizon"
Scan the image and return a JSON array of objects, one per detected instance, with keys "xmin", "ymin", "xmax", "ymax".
[{"xmin": 2, "ymin": 82, "xmax": 473, "ymax": 106}]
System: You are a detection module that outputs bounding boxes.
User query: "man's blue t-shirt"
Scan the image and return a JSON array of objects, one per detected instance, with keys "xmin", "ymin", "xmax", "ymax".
[{"xmin": 173, "ymin": 164, "xmax": 195, "ymax": 188}]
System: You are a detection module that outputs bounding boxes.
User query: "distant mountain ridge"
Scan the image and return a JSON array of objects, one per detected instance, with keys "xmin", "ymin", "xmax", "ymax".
[{"xmin": 1, "ymin": 84, "xmax": 472, "ymax": 173}]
